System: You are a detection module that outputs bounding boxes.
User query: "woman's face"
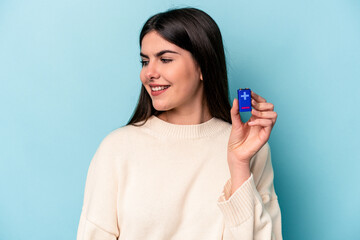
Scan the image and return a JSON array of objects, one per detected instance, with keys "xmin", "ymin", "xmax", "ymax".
[{"xmin": 140, "ymin": 31, "xmax": 203, "ymax": 113}]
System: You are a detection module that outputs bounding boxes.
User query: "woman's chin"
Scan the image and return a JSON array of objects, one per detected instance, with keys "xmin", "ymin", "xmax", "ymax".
[
  {"xmin": 153, "ymin": 105, "xmax": 170, "ymax": 111},
  {"xmin": 152, "ymin": 102, "xmax": 172, "ymax": 112}
]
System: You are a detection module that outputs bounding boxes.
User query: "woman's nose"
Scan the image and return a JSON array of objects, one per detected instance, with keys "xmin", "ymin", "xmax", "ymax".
[{"xmin": 145, "ymin": 62, "xmax": 160, "ymax": 80}]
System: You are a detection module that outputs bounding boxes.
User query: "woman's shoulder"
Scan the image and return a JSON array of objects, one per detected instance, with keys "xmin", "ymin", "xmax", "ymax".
[
  {"xmin": 101, "ymin": 124, "xmax": 143, "ymax": 144},
  {"xmin": 91, "ymin": 123, "xmax": 146, "ymax": 155}
]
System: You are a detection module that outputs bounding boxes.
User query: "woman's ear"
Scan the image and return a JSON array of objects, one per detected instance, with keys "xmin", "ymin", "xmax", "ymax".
[{"xmin": 196, "ymin": 62, "xmax": 203, "ymax": 81}]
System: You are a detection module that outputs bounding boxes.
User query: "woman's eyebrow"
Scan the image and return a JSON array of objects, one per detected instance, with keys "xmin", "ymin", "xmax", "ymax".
[{"xmin": 140, "ymin": 50, "xmax": 180, "ymax": 58}]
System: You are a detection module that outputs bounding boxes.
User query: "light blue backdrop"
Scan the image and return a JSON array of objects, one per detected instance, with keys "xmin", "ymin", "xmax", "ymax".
[{"xmin": 1, "ymin": 0, "xmax": 359, "ymax": 239}]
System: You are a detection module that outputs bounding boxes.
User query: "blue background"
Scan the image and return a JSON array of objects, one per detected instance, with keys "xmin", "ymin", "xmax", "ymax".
[{"xmin": 1, "ymin": 0, "xmax": 359, "ymax": 239}]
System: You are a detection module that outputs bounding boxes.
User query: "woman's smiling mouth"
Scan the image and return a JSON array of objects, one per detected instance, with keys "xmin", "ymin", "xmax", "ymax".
[{"xmin": 150, "ymin": 85, "xmax": 171, "ymax": 96}]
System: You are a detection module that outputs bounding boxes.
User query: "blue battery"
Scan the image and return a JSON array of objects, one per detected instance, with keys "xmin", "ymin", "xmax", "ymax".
[{"xmin": 238, "ymin": 88, "xmax": 252, "ymax": 112}]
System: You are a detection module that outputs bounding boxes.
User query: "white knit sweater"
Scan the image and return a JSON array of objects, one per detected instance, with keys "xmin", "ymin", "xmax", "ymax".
[{"xmin": 77, "ymin": 115, "xmax": 282, "ymax": 239}]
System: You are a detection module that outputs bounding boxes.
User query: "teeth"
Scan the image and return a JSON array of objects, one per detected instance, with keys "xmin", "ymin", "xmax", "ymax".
[{"xmin": 151, "ymin": 86, "xmax": 169, "ymax": 91}]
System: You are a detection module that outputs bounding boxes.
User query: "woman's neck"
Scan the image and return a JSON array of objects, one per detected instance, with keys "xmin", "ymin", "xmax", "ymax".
[{"xmin": 157, "ymin": 105, "xmax": 212, "ymax": 125}]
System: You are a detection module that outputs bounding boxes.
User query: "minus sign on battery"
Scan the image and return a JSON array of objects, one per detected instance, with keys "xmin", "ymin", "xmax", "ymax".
[{"xmin": 241, "ymin": 107, "xmax": 250, "ymax": 109}]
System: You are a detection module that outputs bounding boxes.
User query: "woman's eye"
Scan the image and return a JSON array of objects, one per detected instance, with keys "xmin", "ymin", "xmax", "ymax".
[
  {"xmin": 140, "ymin": 60, "xmax": 149, "ymax": 67},
  {"xmin": 161, "ymin": 58, "xmax": 172, "ymax": 63}
]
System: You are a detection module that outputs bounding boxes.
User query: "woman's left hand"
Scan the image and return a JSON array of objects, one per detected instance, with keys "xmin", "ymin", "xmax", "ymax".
[{"xmin": 227, "ymin": 91, "xmax": 277, "ymax": 181}]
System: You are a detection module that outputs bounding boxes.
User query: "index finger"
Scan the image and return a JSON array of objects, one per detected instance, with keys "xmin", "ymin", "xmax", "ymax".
[{"xmin": 251, "ymin": 91, "xmax": 267, "ymax": 103}]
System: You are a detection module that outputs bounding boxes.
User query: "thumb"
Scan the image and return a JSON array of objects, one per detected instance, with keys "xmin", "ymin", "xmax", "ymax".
[{"xmin": 230, "ymin": 98, "xmax": 243, "ymax": 129}]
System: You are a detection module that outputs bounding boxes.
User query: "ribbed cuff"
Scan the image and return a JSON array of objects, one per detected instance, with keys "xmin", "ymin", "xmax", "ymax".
[{"xmin": 217, "ymin": 174, "xmax": 257, "ymax": 227}]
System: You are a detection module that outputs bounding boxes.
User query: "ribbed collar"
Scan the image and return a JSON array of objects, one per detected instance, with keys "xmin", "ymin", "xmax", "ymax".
[{"xmin": 141, "ymin": 115, "xmax": 231, "ymax": 139}]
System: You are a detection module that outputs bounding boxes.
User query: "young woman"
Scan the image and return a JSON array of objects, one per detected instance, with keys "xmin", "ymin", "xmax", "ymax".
[{"xmin": 77, "ymin": 7, "xmax": 282, "ymax": 240}]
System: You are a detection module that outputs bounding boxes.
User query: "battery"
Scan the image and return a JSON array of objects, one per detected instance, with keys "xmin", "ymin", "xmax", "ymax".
[{"xmin": 237, "ymin": 88, "xmax": 252, "ymax": 112}]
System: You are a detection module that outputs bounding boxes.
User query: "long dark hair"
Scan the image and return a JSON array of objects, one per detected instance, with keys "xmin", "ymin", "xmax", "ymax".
[{"xmin": 127, "ymin": 7, "xmax": 231, "ymax": 125}]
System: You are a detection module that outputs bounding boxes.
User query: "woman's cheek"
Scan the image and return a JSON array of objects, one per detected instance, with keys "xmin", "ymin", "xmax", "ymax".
[{"xmin": 140, "ymin": 71, "xmax": 146, "ymax": 84}]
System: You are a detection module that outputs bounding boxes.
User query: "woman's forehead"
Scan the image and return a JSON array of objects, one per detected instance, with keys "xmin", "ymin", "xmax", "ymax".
[{"xmin": 140, "ymin": 31, "xmax": 182, "ymax": 54}]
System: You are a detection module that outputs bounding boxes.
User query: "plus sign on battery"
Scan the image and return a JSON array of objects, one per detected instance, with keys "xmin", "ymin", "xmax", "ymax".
[{"xmin": 240, "ymin": 92, "xmax": 249, "ymax": 100}]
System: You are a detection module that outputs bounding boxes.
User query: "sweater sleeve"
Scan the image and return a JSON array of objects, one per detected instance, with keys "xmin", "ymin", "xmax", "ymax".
[
  {"xmin": 217, "ymin": 143, "xmax": 282, "ymax": 240},
  {"xmin": 77, "ymin": 136, "xmax": 120, "ymax": 240}
]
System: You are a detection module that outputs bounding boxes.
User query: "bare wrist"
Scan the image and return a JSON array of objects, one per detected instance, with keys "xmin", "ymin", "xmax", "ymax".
[{"xmin": 228, "ymin": 167, "xmax": 251, "ymax": 198}]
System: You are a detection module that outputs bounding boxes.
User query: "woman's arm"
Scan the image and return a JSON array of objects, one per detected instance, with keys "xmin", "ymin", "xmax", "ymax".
[
  {"xmin": 77, "ymin": 136, "xmax": 120, "ymax": 240},
  {"xmin": 217, "ymin": 143, "xmax": 282, "ymax": 239}
]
